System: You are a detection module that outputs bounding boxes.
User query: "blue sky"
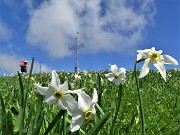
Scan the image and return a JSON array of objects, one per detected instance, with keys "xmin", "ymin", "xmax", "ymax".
[{"xmin": 0, "ymin": 0, "xmax": 179, "ymax": 74}]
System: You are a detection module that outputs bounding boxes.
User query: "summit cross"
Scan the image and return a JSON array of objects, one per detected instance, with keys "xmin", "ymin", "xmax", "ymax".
[{"xmin": 69, "ymin": 32, "xmax": 86, "ymax": 72}]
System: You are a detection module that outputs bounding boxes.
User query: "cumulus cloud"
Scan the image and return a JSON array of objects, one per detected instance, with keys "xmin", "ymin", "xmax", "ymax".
[
  {"xmin": 26, "ymin": 0, "xmax": 156, "ymax": 58},
  {"xmin": 0, "ymin": 20, "xmax": 12, "ymax": 41},
  {"xmin": 0, "ymin": 54, "xmax": 52, "ymax": 74},
  {"xmin": 33, "ymin": 61, "xmax": 52, "ymax": 73}
]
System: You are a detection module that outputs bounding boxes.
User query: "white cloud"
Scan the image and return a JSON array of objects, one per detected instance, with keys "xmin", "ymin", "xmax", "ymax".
[
  {"xmin": 33, "ymin": 61, "xmax": 52, "ymax": 73},
  {"xmin": 26, "ymin": 0, "xmax": 156, "ymax": 58},
  {"xmin": 0, "ymin": 20, "xmax": 12, "ymax": 41},
  {"xmin": 0, "ymin": 54, "xmax": 19, "ymax": 73},
  {"xmin": 0, "ymin": 54, "xmax": 52, "ymax": 74}
]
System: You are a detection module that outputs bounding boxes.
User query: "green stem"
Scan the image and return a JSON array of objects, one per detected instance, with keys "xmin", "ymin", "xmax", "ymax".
[
  {"xmin": 134, "ymin": 61, "xmax": 146, "ymax": 135},
  {"xmin": 110, "ymin": 84, "xmax": 123, "ymax": 135},
  {"xmin": 97, "ymin": 73, "xmax": 102, "ymax": 106},
  {"xmin": 63, "ymin": 113, "xmax": 66, "ymax": 135}
]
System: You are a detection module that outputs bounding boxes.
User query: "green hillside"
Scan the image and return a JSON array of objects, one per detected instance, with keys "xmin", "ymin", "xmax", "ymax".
[{"xmin": 0, "ymin": 70, "xmax": 180, "ymax": 135}]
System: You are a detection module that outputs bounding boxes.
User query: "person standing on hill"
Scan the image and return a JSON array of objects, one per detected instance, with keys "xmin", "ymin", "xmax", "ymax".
[{"xmin": 20, "ymin": 60, "xmax": 28, "ymax": 73}]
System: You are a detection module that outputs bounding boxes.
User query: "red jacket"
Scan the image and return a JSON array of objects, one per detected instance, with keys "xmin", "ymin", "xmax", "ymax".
[{"xmin": 20, "ymin": 60, "xmax": 25, "ymax": 67}]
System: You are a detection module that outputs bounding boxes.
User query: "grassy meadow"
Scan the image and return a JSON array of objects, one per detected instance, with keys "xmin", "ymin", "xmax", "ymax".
[{"xmin": 0, "ymin": 68, "xmax": 180, "ymax": 134}]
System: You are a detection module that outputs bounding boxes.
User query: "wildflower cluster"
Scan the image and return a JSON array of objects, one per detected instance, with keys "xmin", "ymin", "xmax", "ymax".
[
  {"xmin": 34, "ymin": 47, "xmax": 178, "ymax": 134},
  {"xmin": 35, "ymin": 70, "xmax": 98, "ymax": 132}
]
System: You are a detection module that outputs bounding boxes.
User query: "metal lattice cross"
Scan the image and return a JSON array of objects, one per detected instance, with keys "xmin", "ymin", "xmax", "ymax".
[{"xmin": 69, "ymin": 32, "xmax": 86, "ymax": 72}]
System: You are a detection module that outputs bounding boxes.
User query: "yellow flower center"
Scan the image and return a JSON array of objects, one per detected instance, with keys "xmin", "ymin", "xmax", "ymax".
[
  {"xmin": 149, "ymin": 52, "xmax": 160, "ymax": 61},
  {"xmin": 54, "ymin": 91, "xmax": 64, "ymax": 99},
  {"xmin": 114, "ymin": 74, "xmax": 119, "ymax": 79},
  {"xmin": 84, "ymin": 110, "xmax": 93, "ymax": 120}
]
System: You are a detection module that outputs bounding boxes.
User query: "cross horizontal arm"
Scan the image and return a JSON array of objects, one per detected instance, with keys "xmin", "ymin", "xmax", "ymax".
[{"xmin": 69, "ymin": 44, "xmax": 86, "ymax": 51}]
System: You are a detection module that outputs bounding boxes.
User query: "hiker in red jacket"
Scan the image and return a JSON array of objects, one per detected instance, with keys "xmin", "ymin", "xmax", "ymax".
[{"xmin": 20, "ymin": 60, "xmax": 28, "ymax": 73}]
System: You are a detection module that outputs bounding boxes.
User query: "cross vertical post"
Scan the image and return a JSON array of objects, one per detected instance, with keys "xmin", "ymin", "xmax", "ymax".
[{"xmin": 69, "ymin": 32, "xmax": 86, "ymax": 72}]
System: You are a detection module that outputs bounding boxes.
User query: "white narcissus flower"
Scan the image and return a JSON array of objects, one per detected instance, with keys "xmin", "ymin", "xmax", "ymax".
[
  {"xmin": 83, "ymin": 70, "xmax": 88, "ymax": 76},
  {"xmin": 67, "ymin": 89, "xmax": 98, "ymax": 132},
  {"xmin": 35, "ymin": 70, "xmax": 81, "ymax": 110},
  {"xmin": 105, "ymin": 64, "xmax": 126, "ymax": 86},
  {"xmin": 74, "ymin": 73, "xmax": 81, "ymax": 80},
  {"xmin": 137, "ymin": 47, "xmax": 179, "ymax": 81}
]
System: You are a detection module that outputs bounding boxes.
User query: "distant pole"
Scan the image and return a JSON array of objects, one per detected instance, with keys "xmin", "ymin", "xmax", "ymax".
[{"xmin": 69, "ymin": 32, "xmax": 86, "ymax": 72}]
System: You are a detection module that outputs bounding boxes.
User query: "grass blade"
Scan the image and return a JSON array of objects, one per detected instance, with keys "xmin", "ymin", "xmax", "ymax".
[
  {"xmin": 87, "ymin": 112, "xmax": 110, "ymax": 135},
  {"xmin": 32, "ymin": 111, "xmax": 45, "ymax": 135},
  {"xmin": 24, "ymin": 57, "xmax": 34, "ymax": 109},
  {"xmin": 14, "ymin": 108, "xmax": 24, "ymax": 133},
  {"xmin": 0, "ymin": 92, "xmax": 7, "ymax": 135},
  {"xmin": 62, "ymin": 113, "xmax": 66, "ymax": 135},
  {"xmin": 17, "ymin": 71, "xmax": 24, "ymax": 109},
  {"xmin": 43, "ymin": 110, "xmax": 66, "ymax": 135},
  {"xmin": 7, "ymin": 110, "xmax": 14, "ymax": 135},
  {"xmin": 25, "ymin": 102, "xmax": 35, "ymax": 132},
  {"xmin": 97, "ymin": 73, "xmax": 102, "ymax": 106},
  {"xmin": 110, "ymin": 84, "xmax": 123, "ymax": 134},
  {"xmin": 95, "ymin": 103, "xmax": 105, "ymax": 115},
  {"xmin": 17, "ymin": 71, "xmax": 25, "ymax": 133},
  {"xmin": 34, "ymin": 95, "xmax": 44, "ymax": 129}
]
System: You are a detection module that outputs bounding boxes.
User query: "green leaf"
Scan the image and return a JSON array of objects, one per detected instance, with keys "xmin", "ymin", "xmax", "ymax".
[
  {"xmin": 7, "ymin": 110, "xmax": 14, "ymax": 135},
  {"xmin": 25, "ymin": 102, "xmax": 35, "ymax": 130},
  {"xmin": 17, "ymin": 71, "xmax": 25, "ymax": 133},
  {"xmin": 24, "ymin": 57, "xmax": 34, "ymax": 109},
  {"xmin": 32, "ymin": 111, "xmax": 45, "ymax": 135},
  {"xmin": 110, "ymin": 84, "xmax": 123, "ymax": 134},
  {"xmin": 95, "ymin": 103, "xmax": 105, "ymax": 115},
  {"xmin": 17, "ymin": 71, "xmax": 24, "ymax": 109},
  {"xmin": 87, "ymin": 112, "xmax": 110, "ymax": 135},
  {"xmin": 33, "ymin": 94, "xmax": 44, "ymax": 129},
  {"xmin": 97, "ymin": 73, "xmax": 102, "ymax": 106},
  {"xmin": 14, "ymin": 108, "xmax": 24, "ymax": 133},
  {"xmin": 62, "ymin": 113, "xmax": 66, "ymax": 135},
  {"xmin": 0, "ymin": 92, "xmax": 7, "ymax": 135},
  {"xmin": 43, "ymin": 110, "xmax": 66, "ymax": 135}
]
